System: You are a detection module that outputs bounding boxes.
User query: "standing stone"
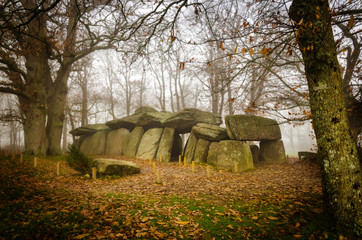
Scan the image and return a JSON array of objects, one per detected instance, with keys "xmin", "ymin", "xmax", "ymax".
[
  {"xmin": 249, "ymin": 144, "xmax": 261, "ymax": 162},
  {"xmin": 124, "ymin": 126, "xmax": 144, "ymax": 157},
  {"xmin": 260, "ymin": 140, "xmax": 286, "ymax": 164},
  {"xmin": 216, "ymin": 140, "xmax": 254, "ymax": 172},
  {"xmin": 136, "ymin": 128, "xmax": 164, "ymax": 160},
  {"xmin": 192, "ymin": 123, "xmax": 229, "ymax": 141},
  {"xmin": 183, "ymin": 132, "xmax": 198, "ymax": 163},
  {"xmin": 105, "ymin": 128, "xmax": 129, "ymax": 155},
  {"xmin": 194, "ymin": 139, "xmax": 210, "ymax": 163},
  {"xmin": 225, "ymin": 115, "xmax": 281, "ymax": 141},
  {"xmin": 79, "ymin": 130, "xmax": 108, "ymax": 155},
  {"xmin": 207, "ymin": 142, "xmax": 220, "ymax": 165},
  {"xmin": 156, "ymin": 127, "xmax": 175, "ymax": 162}
]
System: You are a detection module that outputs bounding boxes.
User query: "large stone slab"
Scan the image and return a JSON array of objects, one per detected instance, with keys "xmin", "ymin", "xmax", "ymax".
[
  {"xmin": 133, "ymin": 106, "xmax": 158, "ymax": 115},
  {"xmin": 215, "ymin": 140, "xmax": 254, "ymax": 172},
  {"xmin": 183, "ymin": 132, "xmax": 198, "ymax": 163},
  {"xmin": 225, "ymin": 115, "xmax": 281, "ymax": 141},
  {"xmin": 163, "ymin": 108, "xmax": 222, "ymax": 134},
  {"xmin": 105, "ymin": 128, "xmax": 129, "ymax": 155},
  {"xmin": 106, "ymin": 114, "xmax": 140, "ymax": 130},
  {"xmin": 79, "ymin": 130, "xmax": 108, "ymax": 155},
  {"xmin": 192, "ymin": 123, "xmax": 229, "ymax": 141},
  {"xmin": 70, "ymin": 124, "xmax": 109, "ymax": 136},
  {"xmin": 193, "ymin": 139, "xmax": 210, "ymax": 163},
  {"xmin": 260, "ymin": 140, "xmax": 286, "ymax": 164},
  {"xmin": 136, "ymin": 128, "xmax": 164, "ymax": 160},
  {"xmin": 124, "ymin": 126, "xmax": 144, "ymax": 157},
  {"xmin": 106, "ymin": 111, "xmax": 173, "ymax": 130},
  {"xmin": 207, "ymin": 142, "xmax": 220, "ymax": 165},
  {"xmin": 136, "ymin": 111, "xmax": 173, "ymax": 129},
  {"xmin": 94, "ymin": 158, "xmax": 140, "ymax": 176},
  {"xmin": 156, "ymin": 127, "xmax": 175, "ymax": 162}
]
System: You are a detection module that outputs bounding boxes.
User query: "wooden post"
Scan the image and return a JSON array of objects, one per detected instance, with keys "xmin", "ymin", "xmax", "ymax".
[
  {"xmin": 153, "ymin": 162, "xmax": 156, "ymax": 174},
  {"xmin": 156, "ymin": 169, "xmax": 162, "ymax": 184},
  {"xmin": 191, "ymin": 161, "xmax": 195, "ymax": 173},
  {"xmin": 92, "ymin": 167, "xmax": 97, "ymax": 180},
  {"xmin": 20, "ymin": 153, "xmax": 23, "ymax": 164},
  {"xmin": 184, "ymin": 157, "xmax": 187, "ymax": 167},
  {"xmin": 56, "ymin": 163, "xmax": 60, "ymax": 176},
  {"xmin": 179, "ymin": 155, "xmax": 182, "ymax": 166},
  {"xmin": 207, "ymin": 166, "xmax": 211, "ymax": 178},
  {"xmin": 33, "ymin": 157, "xmax": 38, "ymax": 167},
  {"xmin": 234, "ymin": 162, "xmax": 238, "ymax": 173}
]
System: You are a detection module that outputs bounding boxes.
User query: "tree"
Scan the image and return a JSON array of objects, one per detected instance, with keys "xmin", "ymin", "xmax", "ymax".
[{"xmin": 289, "ymin": 0, "xmax": 361, "ymax": 236}]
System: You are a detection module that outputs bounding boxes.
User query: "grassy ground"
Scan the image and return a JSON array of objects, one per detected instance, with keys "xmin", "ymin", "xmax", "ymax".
[{"xmin": 0, "ymin": 154, "xmax": 351, "ymax": 239}]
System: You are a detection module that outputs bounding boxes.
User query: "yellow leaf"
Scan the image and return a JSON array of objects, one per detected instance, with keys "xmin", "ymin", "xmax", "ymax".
[
  {"xmin": 250, "ymin": 48, "xmax": 254, "ymax": 56},
  {"xmin": 234, "ymin": 46, "xmax": 238, "ymax": 54},
  {"xmin": 267, "ymin": 216, "xmax": 279, "ymax": 220},
  {"xmin": 347, "ymin": 15, "xmax": 354, "ymax": 28},
  {"xmin": 141, "ymin": 217, "xmax": 149, "ymax": 222},
  {"xmin": 294, "ymin": 235, "xmax": 303, "ymax": 238},
  {"xmin": 73, "ymin": 234, "xmax": 90, "ymax": 239},
  {"xmin": 252, "ymin": 216, "xmax": 258, "ymax": 220},
  {"xmin": 241, "ymin": 48, "xmax": 247, "ymax": 55},
  {"xmin": 227, "ymin": 224, "xmax": 234, "ymax": 229},
  {"xmin": 220, "ymin": 42, "xmax": 225, "ymax": 50},
  {"xmin": 174, "ymin": 220, "xmax": 190, "ymax": 225},
  {"xmin": 259, "ymin": 47, "xmax": 270, "ymax": 57}
]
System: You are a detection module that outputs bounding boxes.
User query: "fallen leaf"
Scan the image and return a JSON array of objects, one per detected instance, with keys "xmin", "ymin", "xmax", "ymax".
[
  {"xmin": 73, "ymin": 234, "xmax": 90, "ymax": 239},
  {"xmin": 174, "ymin": 220, "xmax": 190, "ymax": 225}
]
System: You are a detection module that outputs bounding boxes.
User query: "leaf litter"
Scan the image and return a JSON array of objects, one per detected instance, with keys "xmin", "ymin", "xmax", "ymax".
[{"xmin": 0, "ymin": 156, "xmax": 348, "ymax": 239}]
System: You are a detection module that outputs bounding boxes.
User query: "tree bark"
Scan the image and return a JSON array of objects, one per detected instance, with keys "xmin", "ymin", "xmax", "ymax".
[{"xmin": 289, "ymin": 0, "xmax": 362, "ymax": 236}]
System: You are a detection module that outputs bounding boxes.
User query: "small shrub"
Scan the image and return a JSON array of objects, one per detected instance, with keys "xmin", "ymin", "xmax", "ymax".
[{"xmin": 66, "ymin": 145, "xmax": 94, "ymax": 175}]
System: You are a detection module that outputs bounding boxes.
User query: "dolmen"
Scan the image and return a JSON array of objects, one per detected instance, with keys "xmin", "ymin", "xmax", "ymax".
[
  {"xmin": 70, "ymin": 107, "xmax": 222, "ymax": 163},
  {"xmin": 71, "ymin": 107, "xmax": 286, "ymax": 173}
]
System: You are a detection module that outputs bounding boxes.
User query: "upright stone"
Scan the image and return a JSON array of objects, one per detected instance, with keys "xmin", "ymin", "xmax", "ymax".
[
  {"xmin": 216, "ymin": 140, "xmax": 254, "ymax": 172},
  {"xmin": 124, "ymin": 126, "xmax": 144, "ymax": 157},
  {"xmin": 183, "ymin": 132, "xmax": 198, "ymax": 163},
  {"xmin": 249, "ymin": 145, "xmax": 261, "ymax": 162},
  {"xmin": 225, "ymin": 115, "xmax": 281, "ymax": 141},
  {"xmin": 105, "ymin": 128, "xmax": 129, "ymax": 155},
  {"xmin": 260, "ymin": 140, "xmax": 286, "ymax": 164},
  {"xmin": 156, "ymin": 127, "xmax": 175, "ymax": 162},
  {"xmin": 207, "ymin": 142, "xmax": 220, "ymax": 165},
  {"xmin": 79, "ymin": 130, "xmax": 108, "ymax": 155},
  {"xmin": 194, "ymin": 139, "xmax": 210, "ymax": 163},
  {"xmin": 136, "ymin": 128, "xmax": 164, "ymax": 160}
]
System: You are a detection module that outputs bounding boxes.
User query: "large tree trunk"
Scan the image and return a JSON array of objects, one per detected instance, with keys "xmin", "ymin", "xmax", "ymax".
[
  {"xmin": 20, "ymin": 97, "xmax": 47, "ymax": 155},
  {"xmin": 289, "ymin": 0, "xmax": 362, "ymax": 236},
  {"xmin": 46, "ymin": 73, "xmax": 68, "ymax": 155},
  {"xmin": 19, "ymin": 5, "xmax": 50, "ymax": 155}
]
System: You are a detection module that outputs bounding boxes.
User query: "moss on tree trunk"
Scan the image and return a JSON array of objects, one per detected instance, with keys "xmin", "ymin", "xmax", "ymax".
[{"xmin": 289, "ymin": 0, "xmax": 361, "ymax": 236}]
